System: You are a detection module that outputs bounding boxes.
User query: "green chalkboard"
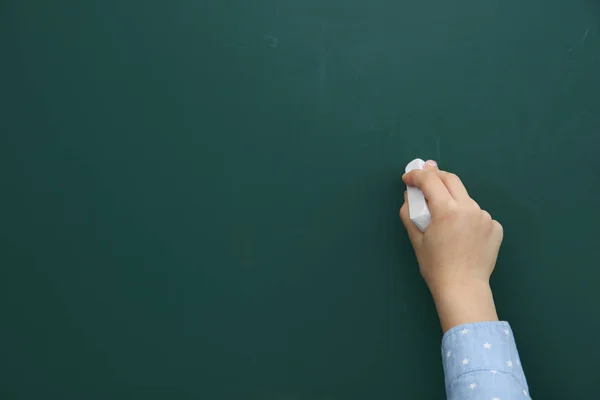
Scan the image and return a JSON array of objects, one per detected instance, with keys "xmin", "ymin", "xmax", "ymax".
[{"xmin": 1, "ymin": 1, "xmax": 599, "ymax": 398}]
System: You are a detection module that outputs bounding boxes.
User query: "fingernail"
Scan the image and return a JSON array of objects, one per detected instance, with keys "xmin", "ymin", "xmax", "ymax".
[{"xmin": 426, "ymin": 160, "xmax": 438, "ymax": 167}]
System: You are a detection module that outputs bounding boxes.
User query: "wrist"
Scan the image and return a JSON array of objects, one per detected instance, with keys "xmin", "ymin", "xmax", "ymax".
[{"xmin": 430, "ymin": 280, "xmax": 498, "ymax": 333}]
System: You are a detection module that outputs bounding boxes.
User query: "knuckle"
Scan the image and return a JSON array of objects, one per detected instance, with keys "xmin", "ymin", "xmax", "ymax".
[
  {"xmin": 493, "ymin": 220, "xmax": 503, "ymax": 232},
  {"xmin": 481, "ymin": 210, "xmax": 492, "ymax": 221},
  {"xmin": 492, "ymin": 220, "xmax": 504, "ymax": 238}
]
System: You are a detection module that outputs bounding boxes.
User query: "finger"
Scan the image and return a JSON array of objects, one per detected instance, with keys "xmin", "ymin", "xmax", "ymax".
[
  {"xmin": 402, "ymin": 169, "xmax": 453, "ymax": 213},
  {"xmin": 400, "ymin": 191, "xmax": 423, "ymax": 245},
  {"xmin": 423, "ymin": 159, "xmax": 439, "ymax": 170},
  {"xmin": 435, "ymin": 171, "xmax": 470, "ymax": 202}
]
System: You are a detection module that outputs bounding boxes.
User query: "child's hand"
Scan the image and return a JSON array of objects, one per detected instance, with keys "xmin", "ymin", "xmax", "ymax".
[{"xmin": 400, "ymin": 161, "xmax": 503, "ymax": 332}]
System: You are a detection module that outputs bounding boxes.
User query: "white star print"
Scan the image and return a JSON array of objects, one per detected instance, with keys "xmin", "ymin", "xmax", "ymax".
[
  {"xmin": 469, "ymin": 383, "xmax": 476, "ymax": 390},
  {"xmin": 492, "ymin": 397, "xmax": 500, "ymax": 400},
  {"xmin": 459, "ymin": 328, "xmax": 469, "ymax": 335},
  {"xmin": 504, "ymin": 329, "xmax": 510, "ymax": 335},
  {"xmin": 523, "ymin": 389, "xmax": 529, "ymax": 397},
  {"xmin": 490, "ymin": 370, "xmax": 498, "ymax": 374},
  {"xmin": 516, "ymin": 359, "xmax": 521, "ymax": 366},
  {"xmin": 446, "ymin": 350, "xmax": 451, "ymax": 358},
  {"xmin": 483, "ymin": 342, "xmax": 492, "ymax": 349},
  {"xmin": 461, "ymin": 358, "xmax": 469, "ymax": 365},
  {"xmin": 507, "ymin": 361, "xmax": 513, "ymax": 367}
]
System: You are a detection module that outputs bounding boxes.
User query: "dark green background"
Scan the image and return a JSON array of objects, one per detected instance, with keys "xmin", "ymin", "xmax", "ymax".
[{"xmin": 1, "ymin": 1, "xmax": 599, "ymax": 398}]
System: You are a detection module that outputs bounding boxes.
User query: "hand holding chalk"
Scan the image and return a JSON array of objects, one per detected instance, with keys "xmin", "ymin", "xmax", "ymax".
[{"xmin": 399, "ymin": 160, "xmax": 504, "ymax": 332}]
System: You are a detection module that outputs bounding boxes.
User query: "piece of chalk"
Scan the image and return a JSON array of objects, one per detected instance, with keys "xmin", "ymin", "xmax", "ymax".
[{"xmin": 405, "ymin": 158, "xmax": 431, "ymax": 232}]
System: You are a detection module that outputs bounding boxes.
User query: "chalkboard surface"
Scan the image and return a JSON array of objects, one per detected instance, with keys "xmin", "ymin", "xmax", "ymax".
[{"xmin": 1, "ymin": 1, "xmax": 599, "ymax": 398}]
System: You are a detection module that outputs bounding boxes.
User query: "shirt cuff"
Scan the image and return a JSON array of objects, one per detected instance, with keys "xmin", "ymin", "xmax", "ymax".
[{"xmin": 441, "ymin": 321, "xmax": 528, "ymax": 391}]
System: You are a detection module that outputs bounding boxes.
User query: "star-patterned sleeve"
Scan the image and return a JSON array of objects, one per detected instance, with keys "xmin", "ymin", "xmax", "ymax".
[{"xmin": 442, "ymin": 321, "xmax": 531, "ymax": 399}]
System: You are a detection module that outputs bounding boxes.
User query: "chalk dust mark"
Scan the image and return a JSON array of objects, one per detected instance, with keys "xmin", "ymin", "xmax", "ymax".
[
  {"xmin": 582, "ymin": 29, "xmax": 589, "ymax": 44},
  {"xmin": 315, "ymin": 22, "xmax": 328, "ymax": 127},
  {"xmin": 263, "ymin": 34, "xmax": 278, "ymax": 48},
  {"xmin": 317, "ymin": 22, "xmax": 328, "ymax": 97}
]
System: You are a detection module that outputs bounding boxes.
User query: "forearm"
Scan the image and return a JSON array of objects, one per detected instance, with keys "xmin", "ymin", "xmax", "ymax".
[{"xmin": 431, "ymin": 281, "xmax": 499, "ymax": 333}]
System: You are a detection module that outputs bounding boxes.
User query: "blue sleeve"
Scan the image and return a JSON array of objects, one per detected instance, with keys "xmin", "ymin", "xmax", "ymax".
[{"xmin": 442, "ymin": 321, "xmax": 531, "ymax": 399}]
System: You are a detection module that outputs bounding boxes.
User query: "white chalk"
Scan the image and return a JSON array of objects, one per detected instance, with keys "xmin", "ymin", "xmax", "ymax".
[{"xmin": 405, "ymin": 158, "xmax": 431, "ymax": 232}]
